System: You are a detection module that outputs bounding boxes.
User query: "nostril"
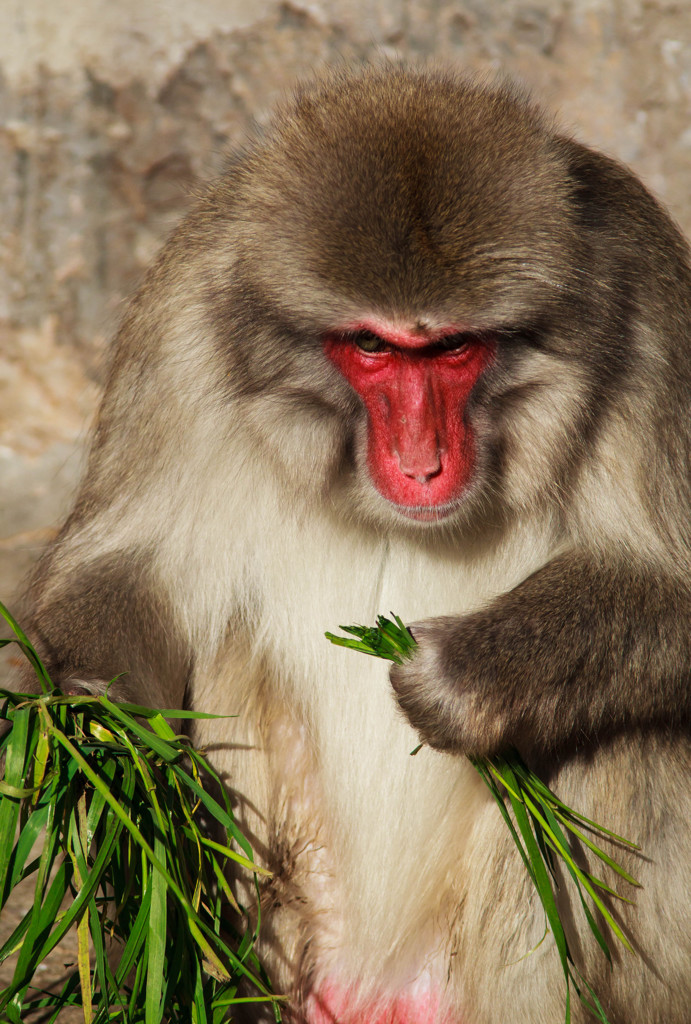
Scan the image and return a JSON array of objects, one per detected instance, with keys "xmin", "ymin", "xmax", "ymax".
[{"xmin": 397, "ymin": 451, "xmax": 442, "ymax": 482}]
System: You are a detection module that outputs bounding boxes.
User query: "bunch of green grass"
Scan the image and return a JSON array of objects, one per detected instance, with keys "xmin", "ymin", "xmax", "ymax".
[
  {"xmin": 326, "ymin": 614, "xmax": 640, "ymax": 1024},
  {"xmin": 0, "ymin": 601, "xmax": 281, "ymax": 1024}
]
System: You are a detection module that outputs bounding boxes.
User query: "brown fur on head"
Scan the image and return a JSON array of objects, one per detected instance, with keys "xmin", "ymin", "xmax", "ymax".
[{"xmin": 134, "ymin": 64, "xmax": 686, "ymax": 550}]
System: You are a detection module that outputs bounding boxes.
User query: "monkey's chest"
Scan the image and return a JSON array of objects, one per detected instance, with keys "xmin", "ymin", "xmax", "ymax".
[
  {"xmin": 239, "ymin": 516, "xmax": 555, "ymax": 1013},
  {"xmin": 257, "ymin": 623, "xmax": 483, "ymax": 1019}
]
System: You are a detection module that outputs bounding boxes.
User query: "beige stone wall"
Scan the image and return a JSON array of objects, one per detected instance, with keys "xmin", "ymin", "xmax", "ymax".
[{"xmin": 2, "ymin": 0, "xmax": 691, "ymax": 601}]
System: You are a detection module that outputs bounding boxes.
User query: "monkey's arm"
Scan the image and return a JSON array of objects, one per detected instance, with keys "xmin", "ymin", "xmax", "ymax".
[
  {"xmin": 20, "ymin": 549, "xmax": 192, "ymax": 710},
  {"xmin": 390, "ymin": 555, "xmax": 691, "ymax": 758}
]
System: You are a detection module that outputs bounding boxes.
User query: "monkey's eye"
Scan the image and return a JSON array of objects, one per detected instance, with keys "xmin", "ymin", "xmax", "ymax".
[
  {"xmin": 351, "ymin": 331, "xmax": 390, "ymax": 354},
  {"xmin": 437, "ymin": 333, "xmax": 470, "ymax": 352}
]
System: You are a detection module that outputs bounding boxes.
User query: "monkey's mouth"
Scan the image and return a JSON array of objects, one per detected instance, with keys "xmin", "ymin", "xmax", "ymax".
[{"xmin": 391, "ymin": 499, "xmax": 461, "ymax": 523}]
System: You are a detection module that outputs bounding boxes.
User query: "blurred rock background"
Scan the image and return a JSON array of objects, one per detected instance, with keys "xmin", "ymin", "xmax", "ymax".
[{"xmin": 1, "ymin": 0, "xmax": 691, "ymax": 604}]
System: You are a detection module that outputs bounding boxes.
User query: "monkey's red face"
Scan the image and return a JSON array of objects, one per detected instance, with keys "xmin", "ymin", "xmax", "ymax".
[{"xmin": 323, "ymin": 322, "xmax": 496, "ymax": 521}]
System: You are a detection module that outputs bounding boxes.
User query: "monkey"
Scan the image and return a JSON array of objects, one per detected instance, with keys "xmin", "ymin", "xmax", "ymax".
[{"xmin": 19, "ymin": 64, "xmax": 691, "ymax": 1023}]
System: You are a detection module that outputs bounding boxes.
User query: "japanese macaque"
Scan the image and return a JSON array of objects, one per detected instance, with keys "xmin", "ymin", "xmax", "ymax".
[{"xmin": 21, "ymin": 65, "xmax": 691, "ymax": 1023}]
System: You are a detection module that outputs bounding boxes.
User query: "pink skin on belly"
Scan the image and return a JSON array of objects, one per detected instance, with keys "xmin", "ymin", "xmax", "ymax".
[{"xmin": 306, "ymin": 981, "xmax": 455, "ymax": 1024}]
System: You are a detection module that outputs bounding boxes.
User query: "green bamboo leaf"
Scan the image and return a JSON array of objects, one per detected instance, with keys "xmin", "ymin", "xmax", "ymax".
[
  {"xmin": 193, "ymin": 958, "xmax": 210, "ymax": 1024},
  {"xmin": 324, "ymin": 633, "xmax": 383, "ymax": 656},
  {"xmin": 7, "ymin": 860, "xmax": 71, "ymax": 1005},
  {"xmin": 99, "ymin": 698, "xmax": 183, "ymax": 762},
  {"xmin": 209, "ymin": 853, "xmax": 242, "ymax": 914},
  {"xmin": 512, "ymin": 764, "xmax": 640, "ymax": 851},
  {"xmin": 87, "ymin": 888, "xmax": 121, "ymax": 1023},
  {"xmin": 0, "ymin": 707, "xmax": 32, "ymax": 886},
  {"xmin": 83, "ymin": 759, "xmax": 117, "ymax": 846},
  {"xmin": 521, "ymin": 788, "xmax": 634, "ymax": 954},
  {"xmin": 553, "ymin": 810, "xmax": 640, "ymax": 888},
  {"xmin": 115, "ymin": 881, "xmax": 153, "ymax": 986},
  {"xmin": 168, "ymin": 762, "xmax": 235, "ymax": 831},
  {"xmin": 44, "ymin": 718, "xmax": 202, "ymax": 928},
  {"xmin": 3, "ymin": 998, "xmax": 22, "ymax": 1023},
  {"xmin": 579, "ymin": 891, "xmax": 614, "ymax": 963},
  {"xmin": 158, "ymin": 709, "xmax": 235, "ymax": 720},
  {"xmin": 31, "ymin": 721, "xmax": 51, "ymax": 802},
  {"xmin": 571, "ymin": 867, "xmax": 634, "ymax": 954},
  {"xmin": 5, "ymin": 801, "xmax": 50, "ymax": 896},
  {"xmin": 574, "ymin": 971, "xmax": 611, "ymax": 1023},
  {"xmin": 76, "ymin": 906, "xmax": 93, "ymax": 1022},
  {"xmin": 0, "ymin": 912, "xmax": 32, "ymax": 967},
  {"xmin": 6, "ymin": 777, "xmax": 62, "ymax": 968},
  {"xmin": 192, "ymin": 830, "xmax": 271, "ymax": 875},
  {"xmin": 0, "ymin": 610, "xmax": 288, "ymax": 1018},
  {"xmin": 36, "ymin": 807, "xmax": 124, "ymax": 963},
  {"xmin": 503, "ymin": 763, "xmax": 571, "ymax": 975},
  {"xmin": 470, "ymin": 757, "xmax": 537, "ymax": 886},
  {"xmin": 0, "ymin": 780, "xmax": 44, "ymax": 798},
  {"xmin": 0, "ymin": 601, "xmax": 52, "ymax": 691},
  {"xmin": 145, "ymin": 834, "xmax": 167, "ymax": 1024}
]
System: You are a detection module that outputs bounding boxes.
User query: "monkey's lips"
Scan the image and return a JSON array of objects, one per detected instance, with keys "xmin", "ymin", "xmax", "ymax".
[
  {"xmin": 390, "ymin": 499, "xmax": 462, "ymax": 523},
  {"xmin": 369, "ymin": 446, "xmax": 473, "ymax": 523},
  {"xmin": 376, "ymin": 470, "xmax": 467, "ymax": 522},
  {"xmin": 395, "ymin": 501, "xmax": 458, "ymax": 520}
]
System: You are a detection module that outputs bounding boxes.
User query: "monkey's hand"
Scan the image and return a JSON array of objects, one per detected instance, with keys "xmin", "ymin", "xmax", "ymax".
[
  {"xmin": 389, "ymin": 616, "xmax": 523, "ymax": 758},
  {"xmin": 59, "ymin": 677, "xmax": 137, "ymax": 701},
  {"xmin": 13, "ymin": 662, "xmax": 140, "ymax": 703},
  {"xmin": 390, "ymin": 556, "xmax": 691, "ymax": 759}
]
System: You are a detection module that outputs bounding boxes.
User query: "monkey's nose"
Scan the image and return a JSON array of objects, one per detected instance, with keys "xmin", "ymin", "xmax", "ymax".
[{"xmin": 396, "ymin": 450, "xmax": 442, "ymax": 483}]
